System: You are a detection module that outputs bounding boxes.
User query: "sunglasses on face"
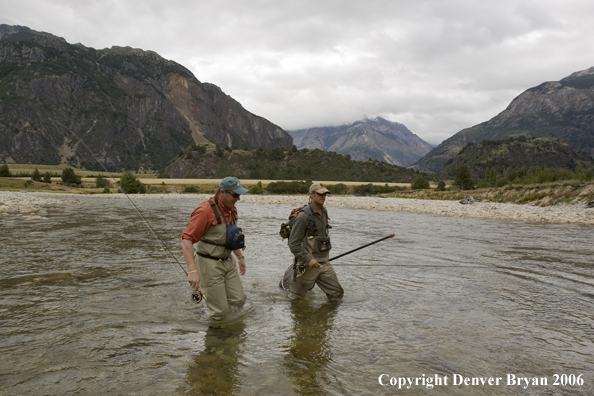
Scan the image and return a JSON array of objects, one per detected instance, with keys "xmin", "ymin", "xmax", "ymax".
[{"xmin": 227, "ymin": 191, "xmax": 240, "ymax": 199}]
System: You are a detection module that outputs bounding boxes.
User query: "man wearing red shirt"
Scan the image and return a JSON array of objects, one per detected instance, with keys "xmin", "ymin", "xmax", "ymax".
[{"xmin": 181, "ymin": 177, "xmax": 248, "ymax": 321}]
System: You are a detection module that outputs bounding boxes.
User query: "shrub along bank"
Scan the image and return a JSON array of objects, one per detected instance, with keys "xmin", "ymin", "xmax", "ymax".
[{"xmin": 2, "ymin": 162, "xmax": 593, "ymax": 206}]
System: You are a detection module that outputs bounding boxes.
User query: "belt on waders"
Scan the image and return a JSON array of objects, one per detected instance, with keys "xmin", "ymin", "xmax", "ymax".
[{"xmin": 197, "ymin": 252, "xmax": 230, "ymax": 261}]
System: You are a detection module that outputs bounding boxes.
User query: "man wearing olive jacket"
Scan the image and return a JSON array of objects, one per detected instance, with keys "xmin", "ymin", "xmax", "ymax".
[{"xmin": 288, "ymin": 182, "xmax": 344, "ymax": 302}]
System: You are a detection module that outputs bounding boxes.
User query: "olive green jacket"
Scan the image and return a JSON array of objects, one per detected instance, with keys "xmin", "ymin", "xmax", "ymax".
[{"xmin": 288, "ymin": 202, "xmax": 330, "ymax": 265}]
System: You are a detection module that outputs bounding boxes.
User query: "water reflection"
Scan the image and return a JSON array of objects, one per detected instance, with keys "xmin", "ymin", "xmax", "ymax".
[
  {"xmin": 283, "ymin": 301, "xmax": 338, "ymax": 396},
  {"xmin": 184, "ymin": 319, "xmax": 247, "ymax": 395}
]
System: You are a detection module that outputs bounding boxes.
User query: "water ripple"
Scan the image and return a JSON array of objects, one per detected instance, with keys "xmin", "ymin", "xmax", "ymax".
[{"xmin": 0, "ymin": 196, "xmax": 592, "ymax": 395}]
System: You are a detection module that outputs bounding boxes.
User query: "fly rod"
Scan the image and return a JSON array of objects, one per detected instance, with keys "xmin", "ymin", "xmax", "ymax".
[
  {"xmin": 49, "ymin": 119, "xmax": 204, "ymax": 303},
  {"xmin": 329, "ymin": 233, "xmax": 394, "ymax": 262},
  {"xmin": 279, "ymin": 234, "xmax": 396, "ymax": 290}
]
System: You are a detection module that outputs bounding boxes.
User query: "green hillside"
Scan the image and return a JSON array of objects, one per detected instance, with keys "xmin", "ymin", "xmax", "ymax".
[
  {"xmin": 441, "ymin": 136, "xmax": 594, "ymax": 182},
  {"xmin": 161, "ymin": 144, "xmax": 424, "ymax": 183}
]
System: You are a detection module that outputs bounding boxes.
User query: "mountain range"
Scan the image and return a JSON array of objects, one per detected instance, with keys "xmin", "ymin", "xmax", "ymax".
[
  {"xmin": 414, "ymin": 66, "xmax": 594, "ymax": 173},
  {"xmin": 0, "ymin": 24, "xmax": 292, "ymax": 171},
  {"xmin": 2, "ymin": 24, "xmax": 594, "ymax": 178},
  {"xmin": 289, "ymin": 117, "xmax": 433, "ymax": 167}
]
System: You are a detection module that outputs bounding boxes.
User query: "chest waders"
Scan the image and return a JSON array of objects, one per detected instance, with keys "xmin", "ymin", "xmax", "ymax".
[
  {"xmin": 293, "ymin": 205, "xmax": 331, "ymax": 281},
  {"xmin": 196, "ymin": 197, "xmax": 239, "ymax": 261},
  {"xmin": 195, "ymin": 198, "xmax": 246, "ymax": 320}
]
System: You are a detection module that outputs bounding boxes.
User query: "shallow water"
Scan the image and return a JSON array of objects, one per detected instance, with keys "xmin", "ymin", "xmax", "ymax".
[{"xmin": 1, "ymin": 195, "xmax": 593, "ymax": 395}]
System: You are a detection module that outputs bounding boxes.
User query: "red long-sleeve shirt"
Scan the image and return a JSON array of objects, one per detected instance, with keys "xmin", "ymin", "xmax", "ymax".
[{"xmin": 181, "ymin": 196, "xmax": 238, "ymax": 243}]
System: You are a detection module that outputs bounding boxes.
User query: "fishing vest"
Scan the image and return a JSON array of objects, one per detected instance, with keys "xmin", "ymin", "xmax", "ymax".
[
  {"xmin": 195, "ymin": 198, "xmax": 239, "ymax": 261},
  {"xmin": 301, "ymin": 204, "xmax": 331, "ymax": 264}
]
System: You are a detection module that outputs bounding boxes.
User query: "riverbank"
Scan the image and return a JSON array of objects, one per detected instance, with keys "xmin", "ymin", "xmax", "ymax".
[
  {"xmin": 0, "ymin": 191, "xmax": 70, "ymax": 220},
  {"xmin": 391, "ymin": 182, "xmax": 594, "ymax": 206},
  {"xmin": 2, "ymin": 191, "xmax": 593, "ymax": 225},
  {"xmin": 3, "ymin": 175, "xmax": 594, "ymax": 205}
]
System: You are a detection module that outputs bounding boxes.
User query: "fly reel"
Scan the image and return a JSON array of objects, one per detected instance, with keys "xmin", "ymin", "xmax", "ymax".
[{"xmin": 191, "ymin": 290, "xmax": 204, "ymax": 304}]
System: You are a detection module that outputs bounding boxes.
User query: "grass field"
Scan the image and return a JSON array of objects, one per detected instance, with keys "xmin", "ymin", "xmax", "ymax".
[
  {"xmin": 1, "ymin": 164, "xmax": 413, "ymax": 189},
  {"xmin": 4, "ymin": 164, "xmax": 158, "ymax": 178},
  {"xmin": 3, "ymin": 164, "xmax": 591, "ymax": 206}
]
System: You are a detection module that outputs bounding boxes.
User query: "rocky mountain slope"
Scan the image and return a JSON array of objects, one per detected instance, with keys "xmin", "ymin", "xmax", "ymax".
[
  {"xmin": 0, "ymin": 25, "xmax": 292, "ymax": 171},
  {"xmin": 414, "ymin": 67, "xmax": 594, "ymax": 173},
  {"xmin": 289, "ymin": 117, "xmax": 433, "ymax": 166},
  {"xmin": 440, "ymin": 136, "xmax": 594, "ymax": 179}
]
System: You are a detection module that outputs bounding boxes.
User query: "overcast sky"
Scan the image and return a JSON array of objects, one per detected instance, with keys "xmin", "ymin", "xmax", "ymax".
[{"xmin": 2, "ymin": 0, "xmax": 594, "ymax": 145}]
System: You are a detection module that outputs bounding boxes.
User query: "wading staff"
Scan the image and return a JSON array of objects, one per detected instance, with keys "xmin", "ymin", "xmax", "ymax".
[{"xmin": 329, "ymin": 233, "xmax": 394, "ymax": 262}]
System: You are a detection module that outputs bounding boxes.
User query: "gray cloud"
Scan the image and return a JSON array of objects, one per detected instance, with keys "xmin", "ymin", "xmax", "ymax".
[{"xmin": 2, "ymin": 0, "xmax": 593, "ymax": 144}]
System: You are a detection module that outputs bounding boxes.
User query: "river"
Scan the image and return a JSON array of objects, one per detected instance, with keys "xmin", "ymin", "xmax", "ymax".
[{"xmin": 1, "ymin": 195, "xmax": 593, "ymax": 395}]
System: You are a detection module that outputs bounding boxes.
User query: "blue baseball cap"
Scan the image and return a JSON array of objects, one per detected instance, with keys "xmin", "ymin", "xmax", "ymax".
[{"xmin": 219, "ymin": 177, "xmax": 248, "ymax": 194}]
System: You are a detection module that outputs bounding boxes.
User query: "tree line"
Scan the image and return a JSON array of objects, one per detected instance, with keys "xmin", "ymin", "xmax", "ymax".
[
  {"xmin": 477, "ymin": 166, "xmax": 593, "ymax": 188},
  {"xmin": 166, "ymin": 144, "xmax": 423, "ymax": 183},
  {"xmin": 3, "ymin": 160, "xmax": 593, "ymax": 195},
  {"xmin": 0, "ymin": 164, "xmax": 146, "ymax": 194}
]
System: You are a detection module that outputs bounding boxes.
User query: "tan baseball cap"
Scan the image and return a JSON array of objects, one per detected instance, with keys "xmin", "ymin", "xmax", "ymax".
[{"xmin": 309, "ymin": 182, "xmax": 330, "ymax": 194}]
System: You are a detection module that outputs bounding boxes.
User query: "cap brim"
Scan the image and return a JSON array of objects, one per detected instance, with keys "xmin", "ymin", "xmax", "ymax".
[{"xmin": 232, "ymin": 186, "xmax": 249, "ymax": 194}]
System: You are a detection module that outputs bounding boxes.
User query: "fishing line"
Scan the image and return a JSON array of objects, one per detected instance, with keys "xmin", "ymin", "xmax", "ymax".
[
  {"xmin": 48, "ymin": 119, "xmax": 199, "ymax": 300},
  {"xmin": 48, "ymin": 124, "xmax": 487, "ymax": 294}
]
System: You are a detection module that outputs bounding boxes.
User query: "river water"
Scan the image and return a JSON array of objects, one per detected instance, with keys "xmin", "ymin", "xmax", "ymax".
[{"xmin": 1, "ymin": 195, "xmax": 593, "ymax": 395}]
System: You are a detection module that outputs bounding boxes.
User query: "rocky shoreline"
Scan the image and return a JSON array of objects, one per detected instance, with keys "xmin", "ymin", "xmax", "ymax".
[
  {"xmin": 0, "ymin": 191, "xmax": 68, "ymax": 220},
  {"xmin": 2, "ymin": 191, "xmax": 593, "ymax": 225}
]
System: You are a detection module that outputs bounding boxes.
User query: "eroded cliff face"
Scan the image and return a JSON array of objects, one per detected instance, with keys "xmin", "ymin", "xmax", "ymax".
[{"xmin": 0, "ymin": 25, "xmax": 292, "ymax": 170}]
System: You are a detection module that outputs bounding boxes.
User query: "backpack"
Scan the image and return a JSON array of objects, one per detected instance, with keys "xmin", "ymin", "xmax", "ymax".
[
  {"xmin": 208, "ymin": 198, "xmax": 245, "ymax": 250},
  {"xmin": 279, "ymin": 205, "xmax": 315, "ymax": 240}
]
